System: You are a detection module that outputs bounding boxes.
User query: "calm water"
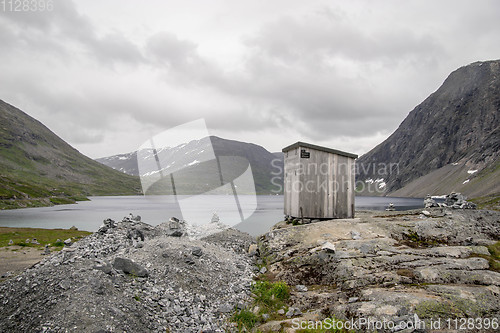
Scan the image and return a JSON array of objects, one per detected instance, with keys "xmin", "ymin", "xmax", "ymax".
[{"xmin": 0, "ymin": 195, "xmax": 423, "ymax": 236}]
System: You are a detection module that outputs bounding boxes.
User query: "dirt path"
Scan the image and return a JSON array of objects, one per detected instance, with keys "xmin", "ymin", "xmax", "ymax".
[{"xmin": 0, "ymin": 246, "xmax": 45, "ymax": 280}]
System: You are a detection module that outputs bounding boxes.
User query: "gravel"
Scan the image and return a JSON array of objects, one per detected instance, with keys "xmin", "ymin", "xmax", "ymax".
[{"xmin": 0, "ymin": 218, "xmax": 257, "ymax": 332}]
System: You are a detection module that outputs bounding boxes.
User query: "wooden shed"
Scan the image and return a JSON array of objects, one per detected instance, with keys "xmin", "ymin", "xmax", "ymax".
[{"xmin": 282, "ymin": 142, "xmax": 358, "ymax": 219}]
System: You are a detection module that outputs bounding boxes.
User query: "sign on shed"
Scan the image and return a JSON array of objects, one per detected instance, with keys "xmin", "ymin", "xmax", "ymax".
[{"xmin": 282, "ymin": 142, "xmax": 358, "ymax": 219}]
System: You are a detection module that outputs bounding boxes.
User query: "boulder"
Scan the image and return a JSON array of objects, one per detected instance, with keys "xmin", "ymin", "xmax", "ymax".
[
  {"xmin": 191, "ymin": 247, "xmax": 203, "ymax": 257},
  {"xmin": 321, "ymin": 241, "xmax": 336, "ymax": 253},
  {"xmin": 112, "ymin": 257, "xmax": 148, "ymax": 277},
  {"xmin": 165, "ymin": 217, "xmax": 186, "ymax": 237},
  {"xmin": 248, "ymin": 244, "xmax": 258, "ymax": 256},
  {"xmin": 350, "ymin": 230, "xmax": 362, "ymax": 240},
  {"xmin": 295, "ymin": 284, "xmax": 308, "ymax": 292},
  {"xmin": 127, "ymin": 229, "xmax": 145, "ymax": 242},
  {"xmin": 184, "ymin": 257, "xmax": 195, "ymax": 265},
  {"xmin": 285, "ymin": 308, "xmax": 295, "ymax": 318},
  {"xmin": 98, "ymin": 218, "xmax": 116, "ymax": 234}
]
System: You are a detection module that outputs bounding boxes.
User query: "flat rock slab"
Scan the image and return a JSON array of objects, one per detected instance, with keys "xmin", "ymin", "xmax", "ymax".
[{"xmin": 257, "ymin": 209, "xmax": 500, "ymax": 331}]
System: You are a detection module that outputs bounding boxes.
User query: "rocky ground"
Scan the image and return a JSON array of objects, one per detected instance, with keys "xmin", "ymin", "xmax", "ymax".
[
  {"xmin": 254, "ymin": 208, "xmax": 500, "ymax": 332},
  {"xmin": 0, "ymin": 218, "xmax": 256, "ymax": 332}
]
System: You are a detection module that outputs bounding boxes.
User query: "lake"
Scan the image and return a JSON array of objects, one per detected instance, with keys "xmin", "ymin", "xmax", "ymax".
[{"xmin": 0, "ymin": 195, "xmax": 424, "ymax": 236}]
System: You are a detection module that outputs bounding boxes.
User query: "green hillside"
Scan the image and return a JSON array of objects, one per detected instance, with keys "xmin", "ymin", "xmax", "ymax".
[{"xmin": 0, "ymin": 99, "xmax": 142, "ymax": 209}]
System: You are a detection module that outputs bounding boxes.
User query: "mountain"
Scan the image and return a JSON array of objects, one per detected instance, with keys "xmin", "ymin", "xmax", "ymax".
[
  {"xmin": 96, "ymin": 151, "xmax": 139, "ymax": 176},
  {"xmin": 0, "ymin": 99, "xmax": 142, "ymax": 209},
  {"xmin": 357, "ymin": 60, "xmax": 500, "ymax": 199},
  {"xmin": 96, "ymin": 136, "xmax": 284, "ymax": 195}
]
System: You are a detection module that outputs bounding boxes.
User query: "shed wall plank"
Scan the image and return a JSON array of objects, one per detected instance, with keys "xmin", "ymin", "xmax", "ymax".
[{"xmin": 283, "ymin": 144, "xmax": 356, "ymax": 219}]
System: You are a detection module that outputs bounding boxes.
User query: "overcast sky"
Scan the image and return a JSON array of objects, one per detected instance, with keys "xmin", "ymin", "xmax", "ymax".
[{"xmin": 1, "ymin": 0, "xmax": 499, "ymax": 158}]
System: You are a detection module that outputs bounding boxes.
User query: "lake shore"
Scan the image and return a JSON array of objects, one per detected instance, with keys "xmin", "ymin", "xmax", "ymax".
[{"xmin": 0, "ymin": 195, "xmax": 425, "ymax": 236}]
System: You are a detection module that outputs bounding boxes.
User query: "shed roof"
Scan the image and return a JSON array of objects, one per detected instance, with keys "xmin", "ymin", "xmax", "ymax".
[{"xmin": 282, "ymin": 141, "xmax": 358, "ymax": 159}]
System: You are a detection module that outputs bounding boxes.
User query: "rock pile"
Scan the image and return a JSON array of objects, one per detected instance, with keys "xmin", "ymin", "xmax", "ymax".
[
  {"xmin": 0, "ymin": 217, "xmax": 257, "ymax": 332},
  {"xmin": 443, "ymin": 192, "xmax": 477, "ymax": 209},
  {"xmin": 424, "ymin": 193, "xmax": 477, "ymax": 209}
]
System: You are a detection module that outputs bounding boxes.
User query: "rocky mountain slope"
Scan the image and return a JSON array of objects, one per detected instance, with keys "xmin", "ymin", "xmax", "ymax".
[
  {"xmin": 97, "ymin": 136, "xmax": 284, "ymax": 195},
  {"xmin": 357, "ymin": 60, "xmax": 500, "ymax": 198},
  {"xmin": 0, "ymin": 99, "xmax": 142, "ymax": 209}
]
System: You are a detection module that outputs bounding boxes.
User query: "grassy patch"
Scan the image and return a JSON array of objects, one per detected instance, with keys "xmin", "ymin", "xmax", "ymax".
[
  {"xmin": 415, "ymin": 295, "xmax": 488, "ymax": 319},
  {"xmin": 415, "ymin": 299, "xmax": 463, "ymax": 318},
  {"xmin": 469, "ymin": 241, "xmax": 500, "ymax": 272},
  {"xmin": 401, "ymin": 229, "xmax": 446, "ymax": 248},
  {"xmin": 469, "ymin": 194, "xmax": 500, "ymax": 211},
  {"xmin": 49, "ymin": 197, "xmax": 76, "ymax": 205},
  {"xmin": 396, "ymin": 268, "xmax": 416, "ymax": 278},
  {"xmin": 231, "ymin": 309, "xmax": 259, "ymax": 331},
  {"xmin": 0, "ymin": 226, "xmax": 91, "ymax": 247},
  {"xmin": 486, "ymin": 241, "xmax": 500, "ymax": 272},
  {"xmin": 231, "ymin": 279, "xmax": 291, "ymax": 331},
  {"xmin": 286, "ymin": 219, "xmax": 302, "ymax": 226},
  {"xmin": 488, "ymin": 241, "xmax": 500, "ymax": 259},
  {"xmin": 252, "ymin": 280, "xmax": 290, "ymax": 310}
]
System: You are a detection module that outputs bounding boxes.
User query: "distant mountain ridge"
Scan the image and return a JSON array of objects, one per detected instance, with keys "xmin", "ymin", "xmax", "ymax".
[
  {"xmin": 357, "ymin": 60, "xmax": 500, "ymax": 198},
  {"xmin": 0, "ymin": 99, "xmax": 142, "ymax": 209},
  {"xmin": 96, "ymin": 136, "xmax": 284, "ymax": 195}
]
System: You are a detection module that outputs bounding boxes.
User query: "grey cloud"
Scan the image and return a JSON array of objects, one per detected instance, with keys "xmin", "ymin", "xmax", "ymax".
[
  {"xmin": 146, "ymin": 32, "xmax": 198, "ymax": 67},
  {"xmin": 0, "ymin": 0, "xmax": 143, "ymax": 66},
  {"xmin": 195, "ymin": 10, "xmax": 447, "ymax": 137},
  {"xmin": 133, "ymin": 9, "xmax": 446, "ymax": 138},
  {"xmin": 245, "ymin": 12, "xmax": 443, "ymax": 64},
  {"xmin": 144, "ymin": 31, "xmax": 225, "ymax": 88},
  {"xmin": 1, "ymin": 0, "xmax": 499, "ymax": 157},
  {"xmin": 89, "ymin": 33, "xmax": 144, "ymax": 65}
]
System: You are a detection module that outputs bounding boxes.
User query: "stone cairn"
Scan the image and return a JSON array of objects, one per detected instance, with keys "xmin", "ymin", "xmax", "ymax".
[{"xmin": 424, "ymin": 193, "xmax": 477, "ymax": 209}]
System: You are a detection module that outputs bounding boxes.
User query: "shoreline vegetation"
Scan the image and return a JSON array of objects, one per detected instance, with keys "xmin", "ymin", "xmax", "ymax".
[
  {"xmin": 0, "ymin": 226, "xmax": 92, "ymax": 248},
  {"xmin": 0, "ymin": 195, "xmax": 90, "ymax": 210}
]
